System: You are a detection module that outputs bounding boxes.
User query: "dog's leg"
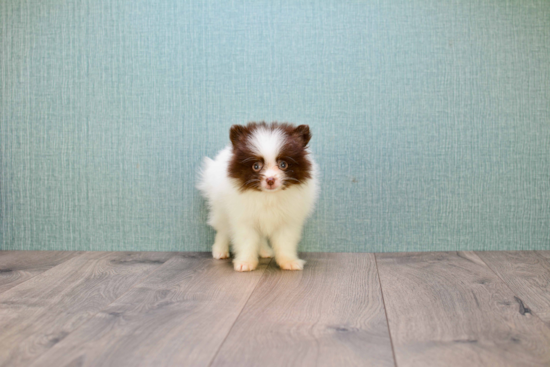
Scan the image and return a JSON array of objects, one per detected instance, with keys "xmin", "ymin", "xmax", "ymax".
[
  {"xmin": 270, "ymin": 224, "xmax": 305, "ymax": 270},
  {"xmin": 231, "ymin": 228, "xmax": 260, "ymax": 272},
  {"xmin": 212, "ymin": 231, "xmax": 230, "ymax": 259},
  {"xmin": 259, "ymin": 237, "xmax": 274, "ymax": 258}
]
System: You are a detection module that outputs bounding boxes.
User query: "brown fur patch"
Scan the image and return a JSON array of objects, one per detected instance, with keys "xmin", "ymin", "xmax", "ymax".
[{"xmin": 227, "ymin": 122, "xmax": 313, "ymax": 191}]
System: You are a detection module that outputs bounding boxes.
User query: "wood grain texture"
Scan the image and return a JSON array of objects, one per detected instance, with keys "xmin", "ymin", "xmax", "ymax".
[
  {"xmin": 536, "ymin": 251, "xmax": 550, "ymax": 262},
  {"xmin": 476, "ymin": 251, "xmax": 550, "ymax": 325},
  {"xmin": 0, "ymin": 251, "xmax": 83, "ymax": 294},
  {"xmin": 211, "ymin": 253, "xmax": 394, "ymax": 367},
  {"xmin": 29, "ymin": 253, "xmax": 270, "ymax": 367},
  {"xmin": 376, "ymin": 251, "xmax": 550, "ymax": 367},
  {"xmin": 0, "ymin": 251, "xmax": 174, "ymax": 367}
]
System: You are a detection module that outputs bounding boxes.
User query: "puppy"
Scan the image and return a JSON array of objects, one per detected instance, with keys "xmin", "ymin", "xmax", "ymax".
[{"xmin": 197, "ymin": 122, "xmax": 319, "ymax": 271}]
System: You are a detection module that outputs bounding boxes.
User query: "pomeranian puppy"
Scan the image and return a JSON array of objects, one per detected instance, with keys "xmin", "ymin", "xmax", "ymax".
[{"xmin": 197, "ymin": 122, "xmax": 319, "ymax": 271}]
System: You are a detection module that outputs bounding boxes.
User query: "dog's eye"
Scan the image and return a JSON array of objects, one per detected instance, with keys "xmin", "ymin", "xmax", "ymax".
[
  {"xmin": 252, "ymin": 162, "xmax": 263, "ymax": 172},
  {"xmin": 279, "ymin": 161, "xmax": 288, "ymax": 170}
]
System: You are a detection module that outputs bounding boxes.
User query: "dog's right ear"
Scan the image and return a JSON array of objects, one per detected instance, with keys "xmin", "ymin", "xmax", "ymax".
[{"xmin": 229, "ymin": 125, "xmax": 249, "ymax": 146}]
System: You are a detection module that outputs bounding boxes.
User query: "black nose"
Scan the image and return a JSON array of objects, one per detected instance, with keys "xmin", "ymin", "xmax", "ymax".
[{"xmin": 266, "ymin": 177, "xmax": 275, "ymax": 186}]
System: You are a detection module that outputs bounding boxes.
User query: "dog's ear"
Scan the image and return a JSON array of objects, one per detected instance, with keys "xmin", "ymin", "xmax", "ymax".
[
  {"xmin": 293, "ymin": 125, "xmax": 311, "ymax": 147},
  {"xmin": 229, "ymin": 125, "xmax": 249, "ymax": 146}
]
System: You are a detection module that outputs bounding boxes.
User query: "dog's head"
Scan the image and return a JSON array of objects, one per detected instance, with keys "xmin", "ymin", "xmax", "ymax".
[{"xmin": 228, "ymin": 122, "xmax": 312, "ymax": 192}]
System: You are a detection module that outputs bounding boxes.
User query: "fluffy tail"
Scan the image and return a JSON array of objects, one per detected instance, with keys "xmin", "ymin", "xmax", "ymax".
[{"xmin": 196, "ymin": 156, "xmax": 214, "ymax": 197}]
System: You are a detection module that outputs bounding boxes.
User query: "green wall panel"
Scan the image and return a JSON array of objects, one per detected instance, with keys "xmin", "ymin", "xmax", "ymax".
[{"xmin": 1, "ymin": 0, "xmax": 549, "ymax": 252}]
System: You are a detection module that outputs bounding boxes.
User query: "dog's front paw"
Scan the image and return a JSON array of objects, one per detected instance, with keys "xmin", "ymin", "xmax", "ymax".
[
  {"xmin": 212, "ymin": 249, "xmax": 230, "ymax": 259},
  {"xmin": 233, "ymin": 259, "xmax": 258, "ymax": 272},
  {"xmin": 277, "ymin": 258, "xmax": 305, "ymax": 271}
]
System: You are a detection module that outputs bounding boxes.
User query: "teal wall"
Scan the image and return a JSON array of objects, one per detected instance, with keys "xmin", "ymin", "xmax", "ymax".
[{"xmin": 1, "ymin": 0, "xmax": 549, "ymax": 252}]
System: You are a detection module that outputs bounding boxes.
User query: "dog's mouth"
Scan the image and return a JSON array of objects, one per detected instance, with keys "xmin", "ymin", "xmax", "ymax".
[{"xmin": 262, "ymin": 184, "xmax": 282, "ymax": 192}]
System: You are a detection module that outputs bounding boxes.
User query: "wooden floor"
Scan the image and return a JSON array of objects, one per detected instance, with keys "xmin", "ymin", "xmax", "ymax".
[{"xmin": 1, "ymin": 251, "xmax": 549, "ymax": 367}]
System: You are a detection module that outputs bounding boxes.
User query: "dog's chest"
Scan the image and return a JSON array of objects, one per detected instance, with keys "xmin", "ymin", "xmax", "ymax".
[{"xmin": 249, "ymin": 194, "xmax": 289, "ymax": 234}]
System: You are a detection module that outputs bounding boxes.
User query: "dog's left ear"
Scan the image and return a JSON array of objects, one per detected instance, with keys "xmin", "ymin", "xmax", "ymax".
[
  {"xmin": 293, "ymin": 125, "xmax": 311, "ymax": 147},
  {"xmin": 229, "ymin": 125, "xmax": 249, "ymax": 146}
]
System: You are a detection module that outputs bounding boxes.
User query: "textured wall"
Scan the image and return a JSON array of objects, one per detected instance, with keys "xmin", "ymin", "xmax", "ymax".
[{"xmin": 1, "ymin": 0, "xmax": 549, "ymax": 252}]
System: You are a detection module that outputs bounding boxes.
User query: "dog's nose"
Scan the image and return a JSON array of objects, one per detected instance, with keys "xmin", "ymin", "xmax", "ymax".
[{"xmin": 266, "ymin": 177, "xmax": 275, "ymax": 186}]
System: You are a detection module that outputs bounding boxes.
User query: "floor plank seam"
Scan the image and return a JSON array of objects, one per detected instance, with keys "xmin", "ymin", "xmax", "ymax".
[
  {"xmin": 0, "ymin": 251, "xmax": 88, "ymax": 295},
  {"xmin": 474, "ymin": 251, "xmax": 549, "ymax": 327},
  {"xmin": 374, "ymin": 253, "xmax": 399, "ymax": 367},
  {"xmin": 207, "ymin": 258, "xmax": 273, "ymax": 367},
  {"xmin": 23, "ymin": 251, "xmax": 182, "ymax": 365}
]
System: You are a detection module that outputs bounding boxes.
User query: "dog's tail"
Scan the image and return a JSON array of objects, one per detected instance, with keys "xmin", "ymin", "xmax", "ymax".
[{"xmin": 196, "ymin": 156, "xmax": 214, "ymax": 197}]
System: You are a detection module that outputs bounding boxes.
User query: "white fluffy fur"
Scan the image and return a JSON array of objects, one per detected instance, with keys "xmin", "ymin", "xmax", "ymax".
[{"xmin": 197, "ymin": 128, "xmax": 319, "ymax": 272}]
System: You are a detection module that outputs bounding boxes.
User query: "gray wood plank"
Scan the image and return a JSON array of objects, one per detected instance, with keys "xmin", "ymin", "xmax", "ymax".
[
  {"xmin": 0, "ymin": 251, "xmax": 174, "ymax": 367},
  {"xmin": 0, "ymin": 251, "xmax": 83, "ymax": 294},
  {"xmin": 211, "ymin": 253, "xmax": 395, "ymax": 367},
  {"xmin": 477, "ymin": 251, "xmax": 550, "ymax": 325},
  {"xmin": 29, "ymin": 253, "xmax": 270, "ymax": 367},
  {"xmin": 376, "ymin": 251, "xmax": 550, "ymax": 367},
  {"xmin": 536, "ymin": 250, "xmax": 550, "ymax": 262}
]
